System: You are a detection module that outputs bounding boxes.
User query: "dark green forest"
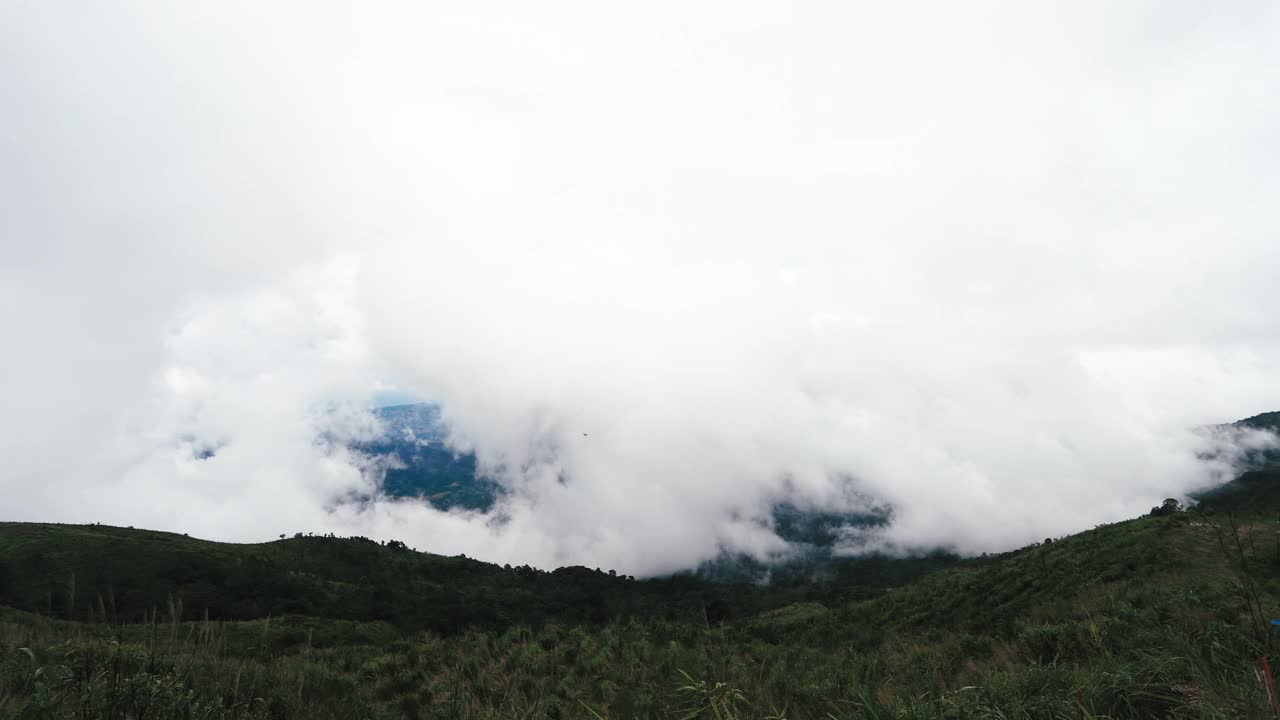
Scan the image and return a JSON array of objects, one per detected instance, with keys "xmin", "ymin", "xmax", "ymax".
[{"xmin": 3, "ymin": 462, "xmax": 1280, "ymax": 718}]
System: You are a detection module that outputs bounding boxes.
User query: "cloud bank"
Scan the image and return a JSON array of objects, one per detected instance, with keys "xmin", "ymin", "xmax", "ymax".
[{"xmin": 3, "ymin": 2, "xmax": 1280, "ymax": 574}]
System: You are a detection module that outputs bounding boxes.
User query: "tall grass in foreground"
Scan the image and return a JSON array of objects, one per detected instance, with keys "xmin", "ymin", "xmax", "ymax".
[{"xmin": 4, "ymin": 588, "xmax": 1280, "ymax": 719}]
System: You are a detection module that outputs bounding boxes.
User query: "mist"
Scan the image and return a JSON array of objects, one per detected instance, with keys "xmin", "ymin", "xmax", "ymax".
[{"xmin": 3, "ymin": 2, "xmax": 1280, "ymax": 575}]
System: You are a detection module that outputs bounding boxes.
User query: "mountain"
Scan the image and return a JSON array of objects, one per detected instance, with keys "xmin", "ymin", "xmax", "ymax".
[
  {"xmin": 4, "ymin": 444, "xmax": 1280, "ymax": 717},
  {"xmin": 1235, "ymin": 410, "xmax": 1280, "ymax": 432},
  {"xmin": 0, "ymin": 523, "xmax": 742, "ymax": 634},
  {"xmin": 363, "ymin": 404, "xmax": 501, "ymax": 511},
  {"xmin": 1195, "ymin": 410, "xmax": 1280, "ymax": 485},
  {"xmin": 1191, "ymin": 412, "xmax": 1280, "ymax": 513}
]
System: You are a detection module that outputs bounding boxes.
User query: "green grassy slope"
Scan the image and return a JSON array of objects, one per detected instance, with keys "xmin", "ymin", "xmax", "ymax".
[
  {"xmin": 0, "ymin": 523, "xmax": 704, "ymax": 633},
  {"xmin": 0, "ymin": 521, "xmax": 955, "ymax": 637},
  {"xmin": 4, "ymin": 476, "xmax": 1280, "ymax": 718}
]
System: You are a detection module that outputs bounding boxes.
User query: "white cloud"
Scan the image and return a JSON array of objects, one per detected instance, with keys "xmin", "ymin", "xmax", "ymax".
[{"xmin": 2, "ymin": 1, "xmax": 1280, "ymax": 575}]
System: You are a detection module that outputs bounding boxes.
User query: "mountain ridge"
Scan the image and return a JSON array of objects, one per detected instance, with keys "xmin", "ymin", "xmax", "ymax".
[{"xmin": 4, "ymin": 452, "xmax": 1280, "ymax": 717}]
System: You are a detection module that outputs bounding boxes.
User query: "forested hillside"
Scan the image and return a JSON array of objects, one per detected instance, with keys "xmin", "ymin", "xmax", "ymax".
[{"xmin": 0, "ymin": 522, "xmax": 882, "ymax": 634}]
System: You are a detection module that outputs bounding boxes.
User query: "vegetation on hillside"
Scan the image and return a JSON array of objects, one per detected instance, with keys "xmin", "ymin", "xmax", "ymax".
[
  {"xmin": 0, "ymin": 522, "xmax": 933, "ymax": 637},
  {"xmin": 3, "ymin": 462, "xmax": 1280, "ymax": 717}
]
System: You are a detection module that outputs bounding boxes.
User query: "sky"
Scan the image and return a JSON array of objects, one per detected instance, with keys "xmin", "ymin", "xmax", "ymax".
[{"xmin": 2, "ymin": 2, "xmax": 1279, "ymax": 575}]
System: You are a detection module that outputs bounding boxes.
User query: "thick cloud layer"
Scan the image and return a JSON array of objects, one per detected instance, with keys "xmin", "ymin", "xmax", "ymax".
[{"xmin": 3, "ymin": 2, "xmax": 1280, "ymax": 574}]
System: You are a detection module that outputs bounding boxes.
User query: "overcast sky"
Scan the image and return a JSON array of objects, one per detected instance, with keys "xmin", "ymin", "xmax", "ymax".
[{"xmin": 2, "ymin": 2, "xmax": 1279, "ymax": 574}]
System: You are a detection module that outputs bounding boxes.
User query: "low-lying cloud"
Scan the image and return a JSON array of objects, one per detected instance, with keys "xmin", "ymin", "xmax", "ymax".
[{"xmin": 3, "ymin": 2, "xmax": 1280, "ymax": 575}]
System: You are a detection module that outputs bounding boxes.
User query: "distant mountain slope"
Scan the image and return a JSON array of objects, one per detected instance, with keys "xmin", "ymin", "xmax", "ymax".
[
  {"xmin": 1235, "ymin": 410, "xmax": 1280, "ymax": 433},
  {"xmin": 362, "ymin": 404, "xmax": 1280, "ymax": 581},
  {"xmin": 1219, "ymin": 409, "xmax": 1280, "ymax": 474},
  {"xmin": 366, "ymin": 405, "xmax": 913, "ymax": 581},
  {"xmin": 365, "ymin": 406, "xmax": 893, "ymax": 549},
  {"xmin": 363, "ymin": 404, "xmax": 501, "ymax": 511}
]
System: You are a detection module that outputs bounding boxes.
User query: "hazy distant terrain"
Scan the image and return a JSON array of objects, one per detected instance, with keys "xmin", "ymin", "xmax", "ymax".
[
  {"xmin": 365, "ymin": 403, "xmax": 900, "ymax": 580},
  {"xmin": 361, "ymin": 404, "xmax": 1278, "ymax": 584},
  {"xmin": 362, "ymin": 404, "xmax": 502, "ymax": 512},
  {"xmin": 3, "ymin": 435, "xmax": 1279, "ymax": 717}
]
